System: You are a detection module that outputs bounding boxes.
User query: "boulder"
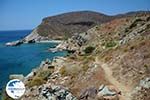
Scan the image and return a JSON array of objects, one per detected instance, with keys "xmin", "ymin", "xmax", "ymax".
[
  {"xmin": 9, "ymin": 74, "xmax": 24, "ymax": 80},
  {"xmin": 98, "ymin": 85, "xmax": 116, "ymax": 96},
  {"xmin": 5, "ymin": 40, "xmax": 23, "ymax": 46},
  {"xmin": 97, "ymin": 85, "xmax": 118, "ymax": 100},
  {"xmin": 131, "ymin": 77, "xmax": 150, "ymax": 100},
  {"xmin": 139, "ymin": 77, "xmax": 150, "ymax": 89}
]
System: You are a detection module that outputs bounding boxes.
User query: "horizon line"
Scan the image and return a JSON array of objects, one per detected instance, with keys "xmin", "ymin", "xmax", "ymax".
[{"xmin": 0, "ymin": 29, "xmax": 33, "ymax": 31}]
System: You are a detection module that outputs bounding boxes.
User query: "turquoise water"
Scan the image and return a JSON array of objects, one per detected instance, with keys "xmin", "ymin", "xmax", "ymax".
[{"xmin": 0, "ymin": 30, "xmax": 67, "ymax": 92}]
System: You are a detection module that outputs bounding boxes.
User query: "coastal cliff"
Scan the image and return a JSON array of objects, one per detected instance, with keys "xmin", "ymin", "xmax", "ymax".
[
  {"xmin": 31, "ymin": 11, "xmax": 112, "ymax": 40},
  {"xmin": 25, "ymin": 11, "xmax": 150, "ymax": 42},
  {"xmin": 5, "ymin": 11, "xmax": 113, "ymax": 46},
  {"xmin": 6, "ymin": 11, "xmax": 150, "ymax": 46}
]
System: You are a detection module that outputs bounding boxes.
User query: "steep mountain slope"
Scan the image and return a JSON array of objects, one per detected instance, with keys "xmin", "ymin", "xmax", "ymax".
[
  {"xmin": 25, "ymin": 11, "xmax": 150, "ymax": 42},
  {"xmin": 55, "ymin": 13, "xmax": 150, "ymax": 100},
  {"xmin": 25, "ymin": 11, "xmax": 112, "ymax": 41}
]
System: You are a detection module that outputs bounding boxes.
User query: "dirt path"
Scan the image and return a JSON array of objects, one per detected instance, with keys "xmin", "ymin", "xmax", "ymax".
[{"xmin": 95, "ymin": 57, "xmax": 131, "ymax": 100}]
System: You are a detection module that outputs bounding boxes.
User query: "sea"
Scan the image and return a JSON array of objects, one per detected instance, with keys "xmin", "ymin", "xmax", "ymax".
[{"xmin": 0, "ymin": 30, "xmax": 67, "ymax": 95}]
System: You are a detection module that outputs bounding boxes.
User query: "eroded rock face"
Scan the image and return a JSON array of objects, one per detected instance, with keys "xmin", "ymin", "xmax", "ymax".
[
  {"xmin": 26, "ymin": 11, "xmax": 150, "ymax": 41},
  {"xmin": 36, "ymin": 11, "xmax": 112, "ymax": 39},
  {"xmin": 56, "ymin": 32, "xmax": 89, "ymax": 54},
  {"xmin": 119, "ymin": 16, "xmax": 150, "ymax": 44},
  {"xmin": 24, "ymin": 28, "xmax": 48, "ymax": 43}
]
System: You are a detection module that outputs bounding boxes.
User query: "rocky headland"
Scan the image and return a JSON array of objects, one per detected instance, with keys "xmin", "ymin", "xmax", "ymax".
[{"xmin": 6, "ymin": 11, "xmax": 150, "ymax": 46}]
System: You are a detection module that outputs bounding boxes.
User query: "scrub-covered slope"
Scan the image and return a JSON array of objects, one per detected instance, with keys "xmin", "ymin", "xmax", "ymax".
[
  {"xmin": 3, "ymin": 11, "xmax": 150, "ymax": 100},
  {"xmin": 22, "ymin": 12, "xmax": 150, "ymax": 100},
  {"xmin": 25, "ymin": 11, "xmax": 112, "ymax": 41}
]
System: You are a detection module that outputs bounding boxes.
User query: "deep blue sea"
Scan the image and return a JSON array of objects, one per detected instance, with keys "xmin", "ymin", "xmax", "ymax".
[{"xmin": 0, "ymin": 30, "xmax": 67, "ymax": 92}]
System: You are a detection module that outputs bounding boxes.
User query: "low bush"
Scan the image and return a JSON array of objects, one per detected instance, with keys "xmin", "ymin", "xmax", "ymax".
[
  {"xmin": 26, "ymin": 69, "xmax": 52, "ymax": 87},
  {"xmin": 60, "ymin": 66, "xmax": 81, "ymax": 77},
  {"xmin": 59, "ymin": 66, "xmax": 67, "ymax": 76},
  {"xmin": 105, "ymin": 41, "xmax": 117, "ymax": 48},
  {"xmin": 82, "ymin": 64, "xmax": 89, "ymax": 72},
  {"xmin": 37, "ymin": 70, "xmax": 52, "ymax": 80},
  {"xmin": 84, "ymin": 46, "xmax": 95, "ymax": 54},
  {"xmin": 27, "ymin": 77, "xmax": 46, "ymax": 87}
]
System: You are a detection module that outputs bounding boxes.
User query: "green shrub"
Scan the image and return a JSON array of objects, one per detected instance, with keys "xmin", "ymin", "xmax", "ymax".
[
  {"xmin": 84, "ymin": 46, "xmax": 95, "ymax": 54},
  {"xmin": 144, "ymin": 64, "xmax": 148, "ymax": 68},
  {"xmin": 105, "ymin": 41, "xmax": 117, "ymax": 48}
]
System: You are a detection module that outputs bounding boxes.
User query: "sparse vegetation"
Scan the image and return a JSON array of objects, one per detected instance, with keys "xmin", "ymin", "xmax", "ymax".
[
  {"xmin": 60, "ymin": 66, "xmax": 81, "ymax": 77},
  {"xmin": 60, "ymin": 66, "xmax": 68, "ymax": 76},
  {"xmin": 84, "ymin": 46, "xmax": 95, "ymax": 54},
  {"xmin": 27, "ymin": 76, "xmax": 46, "ymax": 87},
  {"xmin": 26, "ymin": 69, "xmax": 52, "ymax": 87},
  {"xmin": 37, "ymin": 70, "xmax": 52, "ymax": 80},
  {"xmin": 82, "ymin": 64, "xmax": 89, "ymax": 72},
  {"xmin": 63, "ymin": 33, "xmax": 71, "ymax": 40},
  {"xmin": 104, "ymin": 55, "xmax": 113, "ymax": 62}
]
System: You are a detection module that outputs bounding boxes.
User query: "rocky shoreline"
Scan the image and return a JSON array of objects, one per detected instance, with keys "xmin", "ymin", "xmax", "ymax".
[{"xmin": 5, "ymin": 38, "xmax": 62, "ymax": 47}]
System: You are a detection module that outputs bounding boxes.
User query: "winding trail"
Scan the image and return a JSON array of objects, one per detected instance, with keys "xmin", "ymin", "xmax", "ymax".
[{"xmin": 95, "ymin": 57, "xmax": 132, "ymax": 100}]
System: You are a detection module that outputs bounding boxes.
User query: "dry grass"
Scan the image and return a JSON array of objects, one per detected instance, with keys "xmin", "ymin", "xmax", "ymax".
[
  {"xmin": 26, "ymin": 69, "xmax": 53, "ymax": 87},
  {"xmin": 26, "ymin": 76, "xmax": 46, "ymax": 87}
]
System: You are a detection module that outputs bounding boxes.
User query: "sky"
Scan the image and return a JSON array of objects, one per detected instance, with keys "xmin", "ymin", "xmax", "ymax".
[{"xmin": 0, "ymin": 0, "xmax": 150, "ymax": 30}]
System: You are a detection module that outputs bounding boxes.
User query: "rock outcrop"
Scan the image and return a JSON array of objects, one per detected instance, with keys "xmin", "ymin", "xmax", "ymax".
[
  {"xmin": 56, "ymin": 32, "xmax": 89, "ymax": 53},
  {"xmin": 5, "ymin": 40, "xmax": 24, "ymax": 46}
]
